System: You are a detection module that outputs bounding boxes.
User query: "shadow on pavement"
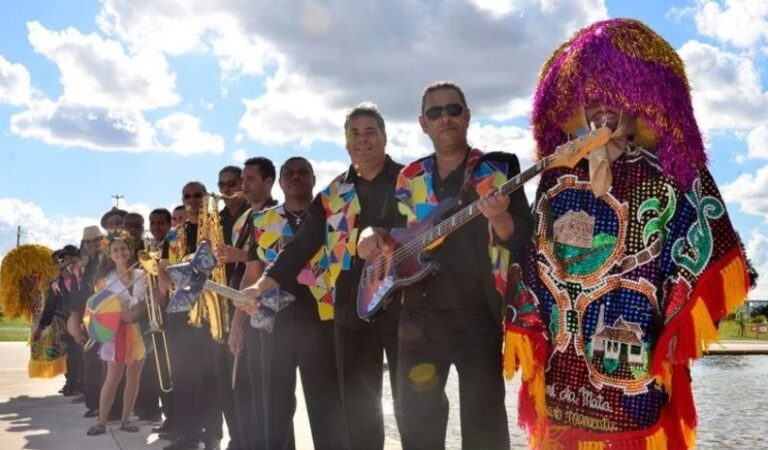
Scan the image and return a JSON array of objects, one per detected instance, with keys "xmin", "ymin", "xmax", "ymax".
[{"xmin": 0, "ymin": 394, "xmax": 166, "ymax": 450}]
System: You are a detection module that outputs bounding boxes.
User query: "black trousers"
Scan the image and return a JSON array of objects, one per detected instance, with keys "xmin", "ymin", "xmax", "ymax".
[
  {"xmin": 214, "ymin": 341, "xmax": 240, "ymax": 446},
  {"xmin": 335, "ymin": 321, "xmax": 401, "ymax": 450},
  {"xmin": 64, "ymin": 334, "xmax": 82, "ymax": 391},
  {"xmin": 242, "ymin": 325, "xmax": 266, "ymax": 450},
  {"xmin": 397, "ymin": 306, "xmax": 509, "ymax": 450},
  {"xmin": 81, "ymin": 343, "xmax": 102, "ymax": 411},
  {"xmin": 261, "ymin": 304, "xmax": 347, "ymax": 450},
  {"xmin": 167, "ymin": 313, "xmax": 221, "ymax": 441},
  {"xmin": 230, "ymin": 337, "xmax": 251, "ymax": 448},
  {"xmin": 136, "ymin": 345, "xmax": 161, "ymax": 419}
]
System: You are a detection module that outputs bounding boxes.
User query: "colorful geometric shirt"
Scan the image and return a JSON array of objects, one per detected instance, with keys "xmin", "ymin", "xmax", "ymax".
[
  {"xmin": 395, "ymin": 148, "xmax": 530, "ymax": 315},
  {"xmin": 252, "ymin": 204, "xmax": 333, "ymax": 320}
]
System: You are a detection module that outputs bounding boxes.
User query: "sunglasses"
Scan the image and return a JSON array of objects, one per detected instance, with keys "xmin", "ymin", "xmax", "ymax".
[
  {"xmin": 183, "ymin": 192, "xmax": 205, "ymax": 200},
  {"xmin": 424, "ymin": 103, "xmax": 464, "ymax": 121},
  {"xmin": 218, "ymin": 180, "xmax": 239, "ymax": 189}
]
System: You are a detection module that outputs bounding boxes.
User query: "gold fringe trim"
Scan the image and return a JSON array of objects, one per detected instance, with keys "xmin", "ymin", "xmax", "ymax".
[
  {"xmin": 503, "ymin": 331, "xmax": 547, "ymax": 418},
  {"xmin": 28, "ymin": 355, "xmax": 67, "ymax": 378}
]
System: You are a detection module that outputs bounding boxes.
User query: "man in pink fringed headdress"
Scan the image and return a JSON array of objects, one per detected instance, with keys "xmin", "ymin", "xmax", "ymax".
[{"xmin": 502, "ymin": 18, "xmax": 754, "ymax": 449}]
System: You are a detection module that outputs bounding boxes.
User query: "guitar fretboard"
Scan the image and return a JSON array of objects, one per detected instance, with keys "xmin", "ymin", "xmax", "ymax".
[{"xmin": 410, "ymin": 153, "xmax": 555, "ymax": 254}]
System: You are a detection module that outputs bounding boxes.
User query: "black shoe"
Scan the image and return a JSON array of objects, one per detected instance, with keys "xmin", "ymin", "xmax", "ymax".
[
  {"xmin": 202, "ymin": 439, "xmax": 220, "ymax": 450},
  {"xmin": 152, "ymin": 421, "xmax": 174, "ymax": 433},
  {"xmin": 163, "ymin": 436, "xmax": 199, "ymax": 450},
  {"xmin": 83, "ymin": 409, "xmax": 99, "ymax": 418},
  {"xmin": 159, "ymin": 431, "xmax": 180, "ymax": 441},
  {"xmin": 71, "ymin": 394, "xmax": 85, "ymax": 403}
]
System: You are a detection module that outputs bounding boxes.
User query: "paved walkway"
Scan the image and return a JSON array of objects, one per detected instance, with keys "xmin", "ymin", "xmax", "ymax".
[
  {"xmin": 2, "ymin": 339, "xmax": 766, "ymax": 449},
  {"xmin": 705, "ymin": 339, "xmax": 768, "ymax": 355},
  {"xmin": 0, "ymin": 342, "xmax": 401, "ymax": 450}
]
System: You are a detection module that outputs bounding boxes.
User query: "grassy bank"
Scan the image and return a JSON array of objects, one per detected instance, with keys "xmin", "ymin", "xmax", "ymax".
[
  {"xmin": 718, "ymin": 319, "xmax": 768, "ymax": 341},
  {"xmin": 0, "ymin": 316, "xmax": 29, "ymax": 342}
]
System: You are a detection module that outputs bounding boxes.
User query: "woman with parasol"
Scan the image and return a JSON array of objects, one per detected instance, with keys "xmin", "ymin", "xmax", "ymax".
[{"xmin": 85, "ymin": 230, "xmax": 148, "ymax": 436}]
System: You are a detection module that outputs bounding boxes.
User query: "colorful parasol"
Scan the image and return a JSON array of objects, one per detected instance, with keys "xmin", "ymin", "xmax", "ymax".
[{"xmin": 83, "ymin": 288, "xmax": 122, "ymax": 343}]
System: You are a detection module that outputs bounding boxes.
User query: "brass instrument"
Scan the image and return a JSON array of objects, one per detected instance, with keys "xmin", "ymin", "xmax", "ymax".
[
  {"xmin": 138, "ymin": 249, "xmax": 173, "ymax": 392},
  {"xmin": 188, "ymin": 193, "xmax": 231, "ymax": 343}
]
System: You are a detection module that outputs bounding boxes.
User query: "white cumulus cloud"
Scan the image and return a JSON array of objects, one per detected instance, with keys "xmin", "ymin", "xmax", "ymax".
[
  {"xmin": 722, "ymin": 163, "xmax": 768, "ymax": 221},
  {"xmin": 155, "ymin": 112, "xmax": 226, "ymax": 156},
  {"xmin": 692, "ymin": 0, "xmax": 768, "ymax": 48},
  {"xmin": 0, "ymin": 198, "xmax": 100, "ymax": 262},
  {"xmin": 745, "ymin": 229, "xmax": 768, "ymax": 299},
  {"xmin": 679, "ymin": 40, "xmax": 768, "ymax": 133},
  {"xmin": 27, "ymin": 20, "xmax": 179, "ymax": 110},
  {"xmin": 0, "ymin": 54, "xmax": 33, "ymax": 106}
]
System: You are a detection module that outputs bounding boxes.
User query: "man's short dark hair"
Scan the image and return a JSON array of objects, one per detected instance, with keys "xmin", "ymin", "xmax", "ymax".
[
  {"xmin": 421, "ymin": 81, "xmax": 468, "ymax": 113},
  {"xmin": 244, "ymin": 157, "xmax": 276, "ymax": 182},
  {"xmin": 124, "ymin": 212, "xmax": 144, "ymax": 225},
  {"xmin": 344, "ymin": 102, "xmax": 386, "ymax": 134},
  {"xmin": 182, "ymin": 181, "xmax": 207, "ymax": 194},
  {"xmin": 279, "ymin": 156, "xmax": 313, "ymax": 177},
  {"xmin": 219, "ymin": 165, "xmax": 242, "ymax": 179},
  {"xmin": 149, "ymin": 208, "xmax": 172, "ymax": 224},
  {"xmin": 173, "ymin": 205, "xmax": 186, "ymax": 212}
]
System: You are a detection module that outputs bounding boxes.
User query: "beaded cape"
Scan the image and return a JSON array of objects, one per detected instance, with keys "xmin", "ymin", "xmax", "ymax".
[
  {"xmin": 251, "ymin": 204, "xmax": 333, "ymax": 320},
  {"xmin": 504, "ymin": 18, "xmax": 752, "ymax": 450}
]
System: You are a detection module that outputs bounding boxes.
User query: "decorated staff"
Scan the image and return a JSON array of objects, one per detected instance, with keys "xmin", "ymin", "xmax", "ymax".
[
  {"xmin": 503, "ymin": 18, "xmax": 754, "ymax": 449},
  {"xmin": 0, "ymin": 244, "xmax": 64, "ymax": 378}
]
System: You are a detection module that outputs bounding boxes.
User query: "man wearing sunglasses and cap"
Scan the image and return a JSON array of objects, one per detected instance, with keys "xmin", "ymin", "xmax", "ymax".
[{"xmin": 386, "ymin": 81, "xmax": 533, "ymax": 449}]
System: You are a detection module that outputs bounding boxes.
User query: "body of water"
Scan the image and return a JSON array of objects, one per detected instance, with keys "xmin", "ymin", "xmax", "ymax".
[{"xmin": 380, "ymin": 355, "xmax": 768, "ymax": 449}]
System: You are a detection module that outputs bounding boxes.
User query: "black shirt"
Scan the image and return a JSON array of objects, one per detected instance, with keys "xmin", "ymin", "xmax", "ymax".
[
  {"xmin": 220, "ymin": 202, "xmax": 250, "ymax": 284},
  {"xmin": 402, "ymin": 151, "xmax": 533, "ymax": 326},
  {"xmin": 266, "ymin": 157, "xmax": 405, "ymax": 329}
]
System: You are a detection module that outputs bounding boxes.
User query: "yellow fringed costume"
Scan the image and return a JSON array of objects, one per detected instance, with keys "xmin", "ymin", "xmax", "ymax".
[{"xmin": 1, "ymin": 244, "xmax": 67, "ymax": 378}]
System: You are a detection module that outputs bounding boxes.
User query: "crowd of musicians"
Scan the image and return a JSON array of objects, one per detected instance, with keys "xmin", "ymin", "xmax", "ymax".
[
  {"xmin": 34, "ymin": 81, "xmax": 534, "ymax": 450},
  {"xmin": 17, "ymin": 17, "xmax": 759, "ymax": 450}
]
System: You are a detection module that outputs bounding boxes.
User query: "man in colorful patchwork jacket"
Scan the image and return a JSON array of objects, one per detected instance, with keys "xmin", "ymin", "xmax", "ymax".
[
  {"xmin": 503, "ymin": 18, "xmax": 754, "ymax": 449},
  {"xmin": 386, "ymin": 81, "xmax": 533, "ymax": 449},
  {"xmin": 244, "ymin": 103, "xmax": 405, "ymax": 450}
]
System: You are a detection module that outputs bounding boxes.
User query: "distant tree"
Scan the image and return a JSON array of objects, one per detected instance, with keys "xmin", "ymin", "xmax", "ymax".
[{"xmin": 751, "ymin": 304, "xmax": 768, "ymax": 319}]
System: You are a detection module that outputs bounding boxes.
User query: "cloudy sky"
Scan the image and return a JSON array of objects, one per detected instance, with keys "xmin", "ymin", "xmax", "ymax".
[{"xmin": 0, "ymin": 0, "xmax": 766, "ymax": 298}]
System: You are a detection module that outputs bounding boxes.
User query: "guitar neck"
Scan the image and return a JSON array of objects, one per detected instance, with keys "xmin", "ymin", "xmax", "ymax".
[{"xmin": 417, "ymin": 154, "xmax": 554, "ymax": 249}]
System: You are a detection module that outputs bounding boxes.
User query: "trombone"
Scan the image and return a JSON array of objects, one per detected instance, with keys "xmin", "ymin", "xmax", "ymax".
[{"xmin": 138, "ymin": 249, "xmax": 174, "ymax": 393}]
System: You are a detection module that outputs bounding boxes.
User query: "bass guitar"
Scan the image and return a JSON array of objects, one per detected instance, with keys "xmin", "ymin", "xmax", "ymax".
[{"xmin": 356, "ymin": 126, "xmax": 612, "ymax": 320}]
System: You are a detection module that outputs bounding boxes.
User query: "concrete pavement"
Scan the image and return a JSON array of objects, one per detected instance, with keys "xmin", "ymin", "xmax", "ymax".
[{"xmin": 0, "ymin": 342, "xmax": 401, "ymax": 449}]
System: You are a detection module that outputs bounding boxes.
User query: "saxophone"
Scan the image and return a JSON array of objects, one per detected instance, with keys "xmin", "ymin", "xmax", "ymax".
[{"xmin": 188, "ymin": 193, "xmax": 230, "ymax": 343}]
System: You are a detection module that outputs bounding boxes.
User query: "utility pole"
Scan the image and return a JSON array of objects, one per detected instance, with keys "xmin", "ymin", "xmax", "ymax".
[
  {"xmin": 111, "ymin": 194, "xmax": 124, "ymax": 208},
  {"xmin": 16, "ymin": 225, "xmax": 21, "ymax": 247}
]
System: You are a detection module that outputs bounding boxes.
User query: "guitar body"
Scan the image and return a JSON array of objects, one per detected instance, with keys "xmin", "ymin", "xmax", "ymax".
[
  {"xmin": 355, "ymin": 126, "xmax": 612, "ymax": 321},
  {"xmin": 356, "ymin": 198, "xmax": 454, "ymax": 321}
]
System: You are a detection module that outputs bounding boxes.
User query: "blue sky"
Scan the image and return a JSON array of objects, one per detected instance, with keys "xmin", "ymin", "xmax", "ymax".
[{"xmin": 0, "ymin": 0, "xmax": 766, "ymax": 298}]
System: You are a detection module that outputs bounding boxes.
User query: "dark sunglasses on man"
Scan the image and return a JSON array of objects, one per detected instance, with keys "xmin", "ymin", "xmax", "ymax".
[
  {"xmin": 424, "ymin": 103, "xmax": 464, "ymax": 121},
  {"xmin": 183, "ymin": 192, "xmax": 205, "ymax": 200}
]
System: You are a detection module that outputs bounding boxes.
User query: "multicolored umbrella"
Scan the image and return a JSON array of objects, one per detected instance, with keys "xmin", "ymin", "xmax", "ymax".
[{"xmin": 83, "ymin": 288, "xmax": 122, "ymax": 343}]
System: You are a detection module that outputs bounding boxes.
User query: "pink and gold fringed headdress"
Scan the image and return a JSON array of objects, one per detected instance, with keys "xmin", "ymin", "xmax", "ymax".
[{"xmin": 532, "ymin": 18, "xmax": 705, "ymax": 189}]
